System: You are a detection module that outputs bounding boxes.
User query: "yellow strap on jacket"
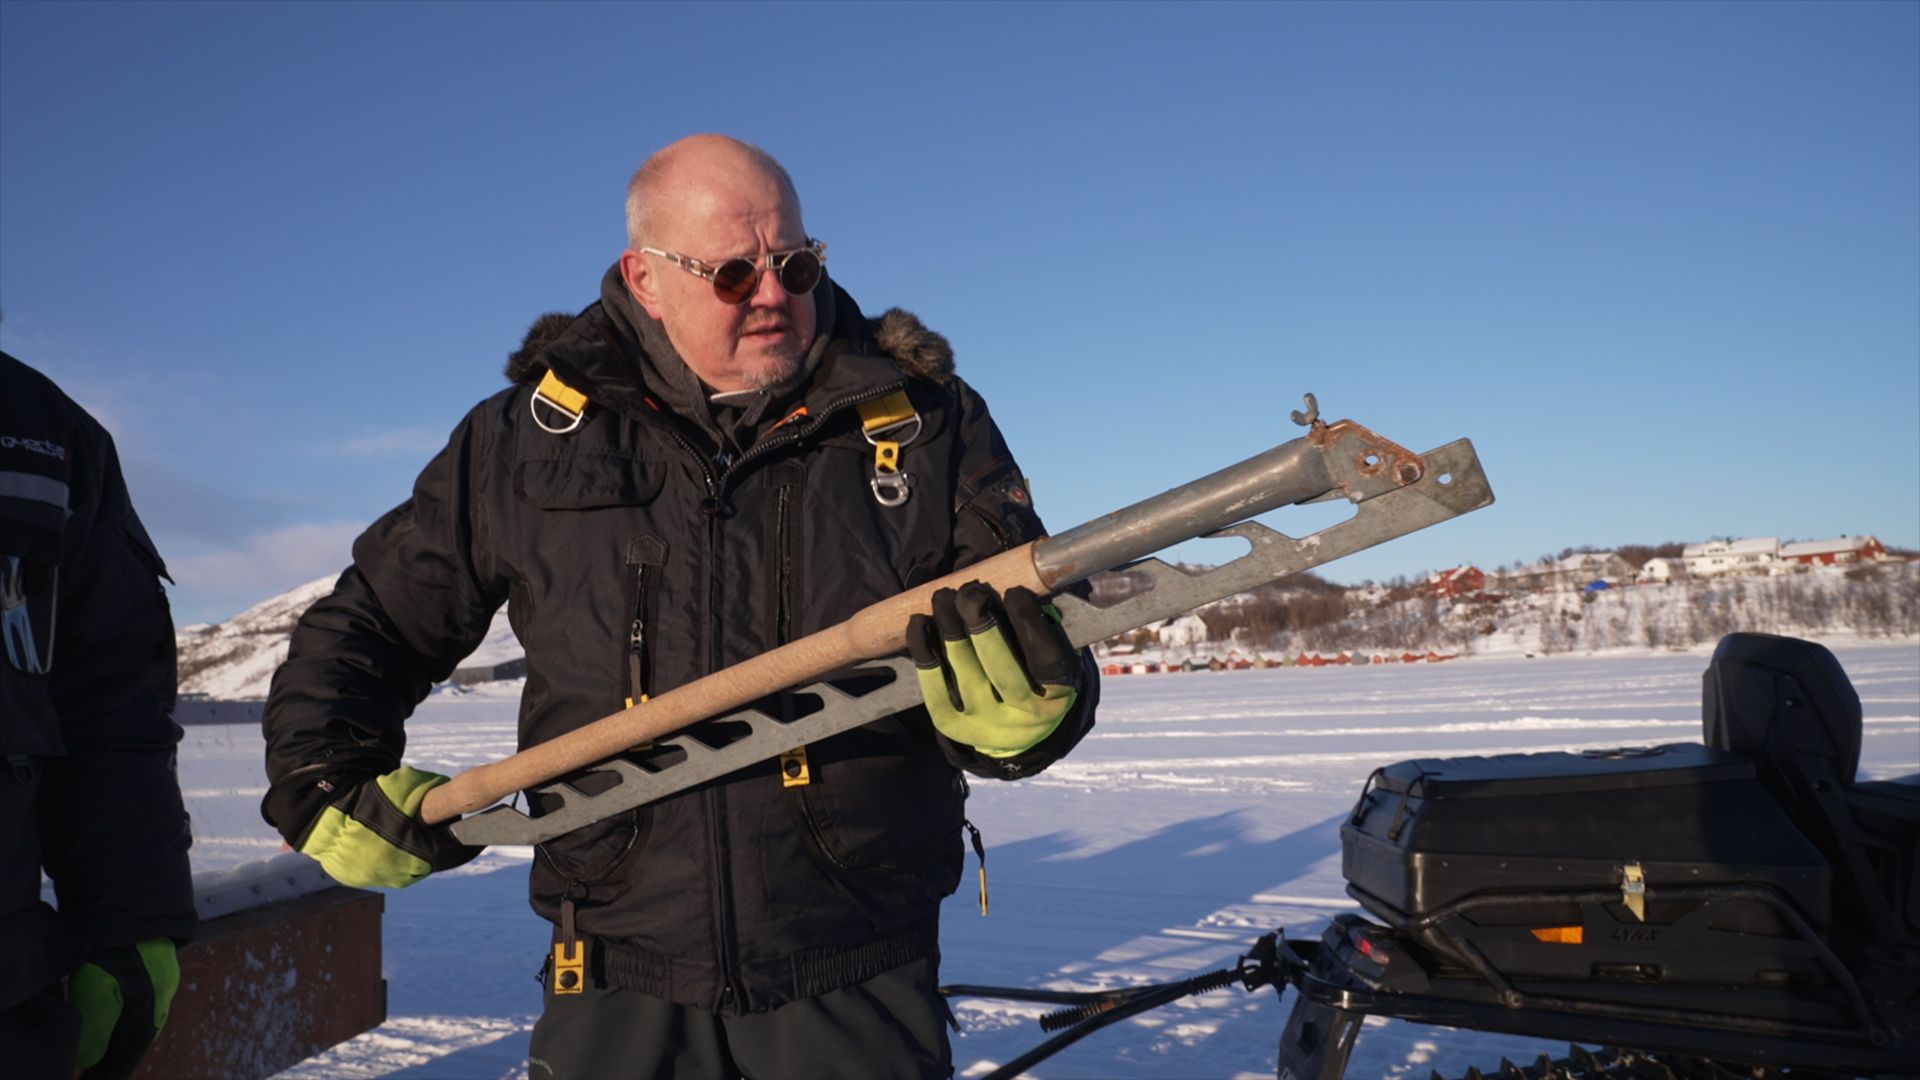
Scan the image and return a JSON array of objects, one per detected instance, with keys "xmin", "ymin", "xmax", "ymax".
[
  {"xmin": 857, "ymin": 391, "xmax": 920, "ymax": 506},
  {"xmin": 532, "ymin": 370, "xmax": 589, "ymax": 434}
]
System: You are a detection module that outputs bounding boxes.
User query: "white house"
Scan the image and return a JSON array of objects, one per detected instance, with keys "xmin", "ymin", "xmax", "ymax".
[
  {"xmin": 1682, "ymin": 537, "xmax": 1779, "ymax": 578},
  {"xmin": 1637, "ymin": 557, "xmax": 1686, "ymax": 584},
  {"xmin": 1156, "ymin": 613, "xmax": 1211, "ymax": 652}
]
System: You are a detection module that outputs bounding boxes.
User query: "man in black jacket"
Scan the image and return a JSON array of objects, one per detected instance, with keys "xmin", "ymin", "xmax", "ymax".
[
  {"xmin": 262, "ymin": 134, "xmax": 1098, "ymax": 1078},
  {"xmin": 1, "ymin": 351, "xmax": 196, "ymax": 1079}
]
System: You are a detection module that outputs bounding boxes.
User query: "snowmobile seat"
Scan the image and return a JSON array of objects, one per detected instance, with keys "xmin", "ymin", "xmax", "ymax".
[
  {"xmin": 1703, "ymin": 632, "xmax": 1919, "ymax": 949},
  {"xmin": 1702, "ymin": 632, "xmax": 1860, "ymax": 789}
]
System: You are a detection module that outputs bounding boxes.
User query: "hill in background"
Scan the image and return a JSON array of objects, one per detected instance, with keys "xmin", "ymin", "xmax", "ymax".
[{"xmin": 176, "ymin": 559, "xmax": 1918, "ymax": 700}]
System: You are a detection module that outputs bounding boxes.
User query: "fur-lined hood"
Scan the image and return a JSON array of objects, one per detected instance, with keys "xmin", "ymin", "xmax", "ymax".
[{"xmin": 504, "ymin": 305, "xmax": 955, "ymax": 389}]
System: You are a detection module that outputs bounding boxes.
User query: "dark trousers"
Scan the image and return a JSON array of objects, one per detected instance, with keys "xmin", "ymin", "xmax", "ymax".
[{"xmin": 526, "ymin": 954, "xmax": 954, "ymax": 1080}]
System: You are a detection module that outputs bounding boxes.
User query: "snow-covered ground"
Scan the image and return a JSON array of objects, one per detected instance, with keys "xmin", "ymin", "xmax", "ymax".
[{"xmin": 171, "ymin": 638, "xmax": 1920, "ymax": 1079}]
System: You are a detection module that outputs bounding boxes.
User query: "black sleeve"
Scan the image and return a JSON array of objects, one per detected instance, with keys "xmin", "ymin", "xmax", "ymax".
[
  {"xmin": 38, "ymin": 411, "xmax": 196, "ymax": 952},
  {"xmin": 935, "ymin": 379, "xmax": 1099, "ymax": 780},
  {"xmin": 261, "ymin": 402, "xmax": 508, "ymax": 845}
]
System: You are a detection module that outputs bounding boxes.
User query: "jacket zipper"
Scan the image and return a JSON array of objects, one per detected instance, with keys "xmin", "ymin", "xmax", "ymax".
[
  {"xmin": 625, "ymin": 562, "xmax": 652, "ymax": 707},
  {"xmin": 775, "ymin": 483, "xmax": 794, "ymax": 645},
  {"xmin": 705, "ymin": 497, "xmax": 740, "ymax": 1011},
  {"xmin": 647, "ymin": 382, "xmax": 905, "ymax": 1013}
]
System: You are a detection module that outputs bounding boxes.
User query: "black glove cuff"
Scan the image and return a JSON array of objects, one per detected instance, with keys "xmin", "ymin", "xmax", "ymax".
[{"xmin": 260, "ymin": 759, "xmax": 383, "ymax": 848}]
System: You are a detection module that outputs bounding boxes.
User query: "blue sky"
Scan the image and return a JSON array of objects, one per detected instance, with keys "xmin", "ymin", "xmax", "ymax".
[{"xmin": 3, "ymin": 1, "xmax": 1915, "ymax": 626}]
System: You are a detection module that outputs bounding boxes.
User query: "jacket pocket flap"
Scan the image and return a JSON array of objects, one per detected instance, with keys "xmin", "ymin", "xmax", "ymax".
[{"xmin": 514, "ymin": 453, "xmax": 665, "ymax": 510}]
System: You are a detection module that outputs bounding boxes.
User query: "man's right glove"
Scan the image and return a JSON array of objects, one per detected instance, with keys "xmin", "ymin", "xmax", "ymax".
[
  {"xmin": 287, "ymin": 765, "xmax": 480, "ymax": 889},
  {"xmin": 908, "ymin": 582, "xmax": 1081, "ymax": 757}
]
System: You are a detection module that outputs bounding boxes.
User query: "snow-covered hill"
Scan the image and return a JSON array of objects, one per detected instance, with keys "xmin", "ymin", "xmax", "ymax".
[
  {"xmin": 176, "ymin": 574, "xmax": 518, "ymax": 699},
  {"xmin": 1116, "ymin": 562, "xmax": 1920, "ymax": 666},
  {"xmin": 176, "ymin": 561, "xmax": 1917, "ymax": 700}
]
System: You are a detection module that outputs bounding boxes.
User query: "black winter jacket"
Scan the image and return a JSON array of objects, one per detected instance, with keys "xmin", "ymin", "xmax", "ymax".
[
  {"xmin": 1, "ymin": 351, "xmax": 195, "ymax": 1012},
  {"xmin": 262, "ymin": 272, "xmax": 1096, "ymax": 1013}
]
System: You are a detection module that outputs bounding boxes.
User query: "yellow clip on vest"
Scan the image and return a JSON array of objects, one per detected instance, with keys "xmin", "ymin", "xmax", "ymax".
[{"xmin": 857, "ymin": 391, "xmax": 920, "ymax": 508}]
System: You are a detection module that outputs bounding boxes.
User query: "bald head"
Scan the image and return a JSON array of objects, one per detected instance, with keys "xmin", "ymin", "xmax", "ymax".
[
  {"xmin": 617, "ymin": 134, "xmax": 820, "ymax": 393},
  {"xmin": 625, "ymin": 134, "xmax": 800, "ymax": 251}
]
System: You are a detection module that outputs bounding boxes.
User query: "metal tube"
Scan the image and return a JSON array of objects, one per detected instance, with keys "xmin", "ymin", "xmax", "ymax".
[{"xmin": 1032, "ymin": 436, "xmax": 1332, "ymax": 588}]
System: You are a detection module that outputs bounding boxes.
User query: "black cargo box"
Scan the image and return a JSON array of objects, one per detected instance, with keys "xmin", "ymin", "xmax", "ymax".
[{"xmin": 1342, "ymin": 743, "xmax": 1835, "ymax": 993}]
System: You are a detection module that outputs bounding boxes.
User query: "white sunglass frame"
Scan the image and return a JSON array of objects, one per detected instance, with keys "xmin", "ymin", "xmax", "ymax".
[{"xmin": 639, "ymin": 239, "xmax": 828, "ymax": 302}]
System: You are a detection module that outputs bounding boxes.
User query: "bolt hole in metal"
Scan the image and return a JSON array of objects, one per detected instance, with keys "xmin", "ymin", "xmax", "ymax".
[
  {"xmin": 1363, "ymin": 452, "xmax": 1381, "ymax": 469},
  {"xmin": 1438, "ymin": 472, "xmax": 1454, "ymax": 486}
]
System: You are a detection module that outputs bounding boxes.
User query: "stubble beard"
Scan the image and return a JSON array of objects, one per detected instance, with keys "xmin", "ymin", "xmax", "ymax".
[{"xmin": 741, "ymin": 341, "xmax": 806, "ymax": 391}]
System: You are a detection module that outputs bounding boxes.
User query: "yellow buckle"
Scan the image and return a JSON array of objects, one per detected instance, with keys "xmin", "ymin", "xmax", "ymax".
[
  {"xmin": 1622, "ymin": 862, "xmax": 1647, "ymax": 922},
  {"xmin": 532, "ymin": 371, "xmax": 589, "ymax": 434}
]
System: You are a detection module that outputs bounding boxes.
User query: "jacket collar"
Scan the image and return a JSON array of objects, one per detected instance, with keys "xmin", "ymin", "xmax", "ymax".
[{"xmin": 541, "ymin": 265, "xmax": 904, "ymax": 447}]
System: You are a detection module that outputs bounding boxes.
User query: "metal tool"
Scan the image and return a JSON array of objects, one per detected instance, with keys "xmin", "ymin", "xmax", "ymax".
[{"xmin": 446, "ymin": 399, "xmax": 1493, "ymax": 845}]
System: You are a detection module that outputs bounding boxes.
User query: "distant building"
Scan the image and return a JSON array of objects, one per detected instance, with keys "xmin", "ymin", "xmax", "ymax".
[
  {"xmin": 1500, "ymin": 552, "xmax": 1634, "ymax": 593},
  {"xmin": 1637, "ymin": 557, "xmax": 1686, "ymax": 584},
  {"xmin": 1155, "ymin": 613, "xmax": 1210, "ymax": 652},
  {"xmin": 1427, "ymin": 565, "xmax": 1485, "ymax": 598},
  {"xmin": 1682, "ymin": 537, "xmax": 1779, "ymax": 578},
  {"xmin": 1780, "ymin": 535, "xmax": 1889, "ymax": 567}
]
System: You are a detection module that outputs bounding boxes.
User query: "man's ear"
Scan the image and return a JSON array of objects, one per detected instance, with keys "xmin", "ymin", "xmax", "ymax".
[{"xmin": 620, "ymin": 249, "xmax": 665, "ymax": 319}]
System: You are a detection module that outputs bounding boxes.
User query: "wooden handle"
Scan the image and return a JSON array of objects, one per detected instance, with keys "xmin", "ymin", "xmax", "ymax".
[{"xmin": 421, "ymin": 542, "xmax": 1046, "ymax": 825}]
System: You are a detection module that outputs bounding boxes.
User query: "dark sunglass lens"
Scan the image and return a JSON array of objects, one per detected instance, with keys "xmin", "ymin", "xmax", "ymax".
[
  {"xmin": 779, "ymin": 250, "xmax": 822, "ymax": 296},
  {"xmin": 711, "ymin": 259, "xmax": 759, "ymax": 304}
]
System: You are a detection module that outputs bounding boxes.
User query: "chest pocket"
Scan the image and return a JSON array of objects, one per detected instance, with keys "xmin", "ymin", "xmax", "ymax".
[{"xmin": 514, "ymin": 452, "xmax": 665, "ymax": 510}]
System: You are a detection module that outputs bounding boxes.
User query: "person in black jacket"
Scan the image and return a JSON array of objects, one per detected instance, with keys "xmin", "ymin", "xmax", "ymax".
[
  {"xmin": 1, "ymin": 351, "xmax": 196, "ymax": 1079},
  {"xmin": 261, "ymin": 134, "xmax": 1098, "ymax": 1078}
]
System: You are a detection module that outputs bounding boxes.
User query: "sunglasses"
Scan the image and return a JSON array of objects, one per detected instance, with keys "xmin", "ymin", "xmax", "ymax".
[{"xmin": 639, "ymin": 239, "xmax": 827, "ymax": 305}]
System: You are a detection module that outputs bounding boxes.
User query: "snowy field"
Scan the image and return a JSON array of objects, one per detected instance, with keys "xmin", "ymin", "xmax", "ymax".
[{"xmin": 173, "ymin": 638, "xmax": 1920, "ymax": 1079}]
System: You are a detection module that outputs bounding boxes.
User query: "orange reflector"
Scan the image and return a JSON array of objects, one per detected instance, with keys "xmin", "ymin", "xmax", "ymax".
[{"xmin": 1530, "ymin": 926, "xmax": 1584, "ymax": 944}]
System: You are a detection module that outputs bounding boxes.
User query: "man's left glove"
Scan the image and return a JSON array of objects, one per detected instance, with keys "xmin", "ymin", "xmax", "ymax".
[
  {"xmin": 293, "ymin": 765, "xmax": 481, "ymax": 890},
  {"xmin": 908, "ymin": 583, "xmax": 1081, "ymax": 757},
  {"xmin": 70, "ymin": 938, "xmax": 178, "ymax": 1080}
]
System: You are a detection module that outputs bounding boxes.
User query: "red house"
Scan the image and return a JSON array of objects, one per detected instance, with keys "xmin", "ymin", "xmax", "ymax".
[
  {"xmin": 1780, "ymin": 536, "xmax": 1889, "ymax": 566},
  {"xmin": 1427, "ymin": 565, "xmax": 1486, "ymax": 598}
]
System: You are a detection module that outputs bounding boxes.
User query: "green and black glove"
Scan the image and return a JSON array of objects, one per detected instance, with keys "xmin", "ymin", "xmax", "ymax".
[
  {"xmin": 288, "ymin": 765, "xmax": 480, "ymax": 890},
  {"xmin": 908, "ymin": 583, "xmax": 1080, "ymax": 757},
  {"xmin": 70, "ymin": 938, "xmax": 179, "ymax": 1080}
]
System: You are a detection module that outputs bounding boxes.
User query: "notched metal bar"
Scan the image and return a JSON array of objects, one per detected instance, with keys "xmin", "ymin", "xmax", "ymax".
[{"xmin": 450, "ymin": 438, "xmax": 1492, "ymax": 847}]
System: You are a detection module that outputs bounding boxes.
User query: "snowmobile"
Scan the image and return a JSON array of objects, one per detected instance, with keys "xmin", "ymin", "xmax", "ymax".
[{"xmin": 947, "ymin": 632, "xmax": 1920, "ymax": 1079}]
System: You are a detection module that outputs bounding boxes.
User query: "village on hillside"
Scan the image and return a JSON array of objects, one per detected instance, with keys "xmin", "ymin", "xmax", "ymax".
[
  {"xmin": 1478, "ymin": 534, "xmax": 1899, "ymax": 594},
  {"xmin": 172, "ymin": 533, "xmax": 1915, "ymax": 706},
  {"xmin": 1091, "ymin": 533, "xmax": 1915, "ymax": 675}
]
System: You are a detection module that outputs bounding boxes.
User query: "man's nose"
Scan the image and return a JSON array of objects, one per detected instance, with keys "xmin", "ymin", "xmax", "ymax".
[{"xmin": 748, "ymin": 261, "xmax": 789, "ymax": 307}]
